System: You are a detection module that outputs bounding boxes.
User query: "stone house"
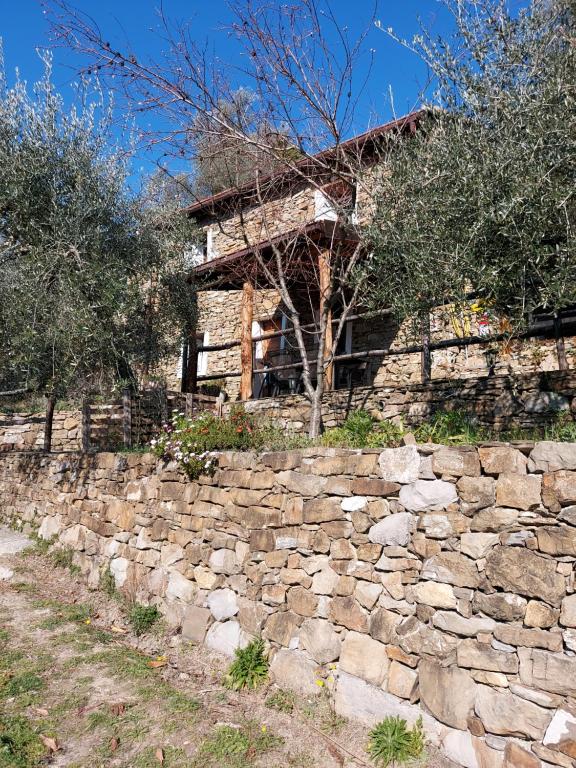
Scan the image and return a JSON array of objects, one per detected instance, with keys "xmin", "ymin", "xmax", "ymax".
[{"xmin": 168, "ymin": 111, "xmax": 576, "ymax": 408}]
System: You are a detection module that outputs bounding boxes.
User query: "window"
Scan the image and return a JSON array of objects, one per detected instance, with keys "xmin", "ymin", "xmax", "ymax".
[
  {"xmin": 176, "ymin": 331, "xmax": 209, "ymax": 379},
  {"xmin": 182, "ymin": 227, "xmax": 218, "ymax": 268}
]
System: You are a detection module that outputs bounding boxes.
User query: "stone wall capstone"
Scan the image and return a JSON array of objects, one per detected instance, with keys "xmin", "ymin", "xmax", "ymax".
[{"xmin": 2, "ymin": 443, "xmax": 576, "ymax": 768}]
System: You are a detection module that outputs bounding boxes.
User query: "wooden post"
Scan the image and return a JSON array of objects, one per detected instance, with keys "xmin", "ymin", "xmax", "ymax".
[
  {"xmin": 81, "ymin": 399, "xmax": 91, "ymax": 453},
  {"xmin": 319, "ymin": 248, "xmax": 333, "ymax": 390},
  {"xmin": 185, "ymin": 392, "xmax": 194, "ymax": 418},
  {"xmin": 184, "ymin": 330, "xmax": 199, "ymax": 393},
  {"xmin": 553, "ymin": 312, "xmax": 568, "ymax": 371},
  {"xmin": 122, "ymin": 387, "xmax": 132, "ymax": 448},
  {"xmin": 43, "ymin": 394, "xmax": 56, "ymax": 453},
  {"xmin": 240, "ymin": 280, "xmax": 254, "ymax": 401},
  {"xmin": 421, "ymin": 311, "xmax": 432, "ymax": 384}
]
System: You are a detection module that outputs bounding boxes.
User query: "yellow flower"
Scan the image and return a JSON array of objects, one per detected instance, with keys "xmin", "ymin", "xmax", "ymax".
[
  {"xmin": 85, "ymin": 619, "xmax": 91, "ymax": 625},
  {"xmin": 315, "ymin": 679, "xmax": 325, "ymax": 687},
  {"xmin": 261, "ymin": 725, "xmax": 267, "ymax": 733}
]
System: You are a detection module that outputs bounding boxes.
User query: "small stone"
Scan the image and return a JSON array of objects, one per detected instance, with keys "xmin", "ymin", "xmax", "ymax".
[
  {"xmin": 311, "ymin": 567, "xmax": 339, "ymax": 596},
  {"xmin": 299, "ymin": 618, "xmax": 341, "ymax": 663},
  {"xmin": 339, "ymin": 631, "xmax": 389, "ymax": 686},
  {"xmin": 470, "ymin": 671, "xmax": 509, "ymax": 687},
  {"xmin": 422, "ymin": 551, "xmax": 480, "ymax": 588},
  {"xmin": 181, "ymin": 606, "xmax": 211, "ymax": 643},
  {"xmin": 461, "ymin": 532, "xmax": 500, "ymax": 559},
  {"xmin": 207, "ymin": 588, "xmax": 239, "ymax": 621},
  {"xmin": 457, "ymin": 639, "xmax": 519, "ymax": 673},
  {"xmin": 335, "ymin": 575, "xmax": 356, "ymax": 596},
  {"xmin": 419, "ymin": 659, "xmax": 477, "ymax": 729},
  {"xmin": 519, "ymin": 648, "xmax": 576, "ymax": 697},
  {"xmin": 355, "ymin": 581, "xmax": 382, "ymax": 609},
  {"xmin": 432, "ymin": 611, "xmax": 496, "ymax": 636},
  {"xmin": 166, "ymin": 571, "xmax": 196, "ymax": 602},
  {"xmin": 379, "ymin": 446, "xmax": 421, "ymax": 483},
  {"xmin": 529, "ymin": 442, "xmax": 576, "ymax": 473},
  {"xmin": 328, "ymin": 596, "xmax": 368, "ymax": 632},
  {"xmin": 538, "ymin": 526, "xmax": 576, "ymax": 557},
  {"xmin": 387, "ymin": 661, "xmax": 418, "ymax": 699},
  {"xmin": 493, "ymin": 624, "xmax": 563, "ymax": 652},
  {"xmin": 472, "ymin": 591, "xmax": 527, "ymax": 622},
  {"xmin": 475, "ymin": 684, "xmax": 552, "ymax": 740},
  {"xmin": 485, "ymin": 546, "xmax": 566, "ymax": 606},
  {"xmin": 411, "ymin": 581, "xmax": 457, "ymax": 609},
  {"xmin": 524, "ymin": 600, "xmax": 559, "ymax": 629},
  {"xmin": 560, "ymin": 594, "xmax": 576, "ymax": 628},
  {"xmin": 262, "ymin": 584, "xmax": 287, "ymax": 606},
  {"xmin": 457, "ymin": 476, "xmax": 496, "ymax": 513},
  {"xmin": 496, "ymin": 473, "xmax": 542, "ymax": 510},
  {"xmin": 368, "ymin": 513, "xmax": 414, "ymax": 546},
  {"xmin": 471, "ymin": 506, "xmax": 519, "ymax": 532},
  {"xmin": 479, "ymin": 446, "xmax": 528, "ymax": 475},
  {"xmin": 269, "ymin": 649, "xmax": 322, "ymax": 696},
  {"xmin": 399, "ymin": 480, "xmax": 458, "ymax": 513},
  {"xmin": 532, "ymin": 742, "xmax": 575, "ymax": 768},
  {"xmin": 432, "ymin": 448, "xmax": 481, "ymax": 477},
  {"xmin": 558, "ymin": 506, "xmax": 576, "ymax": 526},
  {"xmin": 205, "ymin": 620, "xmax": 249, "ymax": 657},
  {"xmin": 209, "ymin": 549, "xmax": 240, "ymax": 575},
  {"xmin": 369, "ymin": 607, "xmax": 402, "ymax": 643},
  {"xmin": 544, "ymin": 709, "xmax": 576, "ymax": 759},
  {"xmin": 503, "ymin": 742, "xmax": 540, "ymax": 768},
  {"xmin": 509, "ymin": 684, "xmax": 563, "ymax": 709},
  {"xmin": 263, "ymin": 611, "xmax": 302, "ymax": 646},
  {"xmin": 287, "ymin": 586, "xmax": 318, "ymax": 617}
]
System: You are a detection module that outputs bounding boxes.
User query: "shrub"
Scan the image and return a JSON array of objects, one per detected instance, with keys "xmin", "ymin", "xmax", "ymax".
[
  {"xmin": 128, "ymin": 604, "xmax": 161, "ymax": 636},
  {"xmin": 50, "ymin": 547, "xmax": 79, "ymax": 573},
  {"xmin": 544, "ymin": 411, "xmax": 576, "ymax": 442},
  {"xmin": 224, "ymin": 638, "xmax": 269, "ymax": 690},
  {"xmin": 413, "ymin": 410, "xmax": 485, "ymax": 445},
  {"xmin": 367, "ymin": 716, "xmax": 425, "ymax": 767},
  {"xmin": 322, "ymin": 410, "xmax": 404, "ymax": 448},
  {"xmin": 265, "ymin": 688, "xmax": 296, "ymax": 713},
  {"xmin": 151, "ymin": 405, "xmax": 262, "ymax": 478}
]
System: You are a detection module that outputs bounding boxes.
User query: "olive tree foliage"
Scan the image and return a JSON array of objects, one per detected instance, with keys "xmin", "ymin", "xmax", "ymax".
[
  {"xmin": 0, "ymin": 50, "xmax": 197, "ymax": 445},
  {"xmin": 363, "ymin": 0, "xmax": 576, "ymax": 354}
]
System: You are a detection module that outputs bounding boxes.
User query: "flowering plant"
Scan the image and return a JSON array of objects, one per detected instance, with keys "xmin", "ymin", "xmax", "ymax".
[{"xmin": 150, "ymin": 406, "xmax": 262, "ymax": 478}]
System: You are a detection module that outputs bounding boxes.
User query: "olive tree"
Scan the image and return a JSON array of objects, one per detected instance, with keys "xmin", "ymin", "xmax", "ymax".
[
  {"xmin": 364, "ymin": 0, "xmax": 576, "ymax": 373},
  {"xmin": 0, "ymin": 51, "xmax": 196, "ymax": 448}
]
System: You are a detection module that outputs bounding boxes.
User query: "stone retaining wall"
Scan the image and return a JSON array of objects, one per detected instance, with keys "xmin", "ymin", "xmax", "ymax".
[
  {"xmin": 0, "ymin": 411, "xmax": 82, "ymax": 451},
  {"xmin": 237, "ymin": 369, "xmax": 576, "ymax": 433},
  {"xmin": 2, "ymin": 444, "xmax": 576, "ymax": 768}
]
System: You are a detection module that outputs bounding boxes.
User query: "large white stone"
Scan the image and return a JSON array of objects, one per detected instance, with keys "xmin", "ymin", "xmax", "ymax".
[
  {"xmin": 0, "ymin": 566, "xmax": 14, "ymax": 581},
  {"xmin": 299, "ymin": 618, "xmax": 341, "ymax": 664},
  {"xmin": 529, "ymin": 442, "xmax": 576, "ymax": 472},
  {"xmin": 341, "ymin": 496, "xmax": 368, "ymax": 513},
  {"xmin": 205, "ymin": 620, "xmax": 249, "ymax": 657},
  {"xmin": 209, "ymin": 548, "xmax": 240, "ymax": 575},
  {"xmin": 399, "ymin": 480, "xmax": 458, "ymax": 513},
  {"xmin": 368, "ymin": 513, "xmax": 414, "ymax": 546},
  {"xmin": 270, "ymin": 649, "xmax": 322, "ymax": 696},
  {"xmin": 379, "ymin": 446, "xmax": 421, "ymax": 483},
  {"xmin": 38, "ymin": 515, "xmax": 63, "ymax": 540},
  {"xmin": 411, "ymin": 581, "xmax": 457, "ymax": 609},
  {"xmin": 109, "ymin": 556, "xmax": 130, "ymax": 588},
  {"xmin": 311, "ymin": 566, "xmax": 339, "ymax": 595},
  {"xmin": 339, "ymin": 631, "xmax": 389, "ymax": 686},
  {"xmin": 334, "ymin": 672, "xmax": 443, "ymax": 746},
  {"xmin": 166, "ymin": 570, "xmax": 196, "ymax": 602},
  {"xmin": 432, "ymin": 611, "xmax": 496, "ymax": 637},
  {"xmin": 543, "ymin": 708, "xmax": 576, "ymax": 752},
  {"xmin": 207, "ymin": 588, "xmax": 239, "ymax": 621}
]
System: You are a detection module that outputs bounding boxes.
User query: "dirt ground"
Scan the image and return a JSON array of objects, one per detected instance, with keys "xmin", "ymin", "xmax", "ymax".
[{"xmin": 0, "ymin": 528, "xmax": 453, "ymax": 768}]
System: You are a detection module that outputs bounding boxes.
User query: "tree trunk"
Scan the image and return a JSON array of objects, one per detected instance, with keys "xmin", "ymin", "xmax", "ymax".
[
  {"xmin": 239, "ymin": 280, "xmax": 254, "ymax": 401},
  {"xmin": 553, "ymin": 312, "xmax": 568, "ymax": 371},
  {"xmin": 122, "ymin": 387, "xmax": 133, "ymax": 448},
  {"xmin": 43, "ymin": 395, "xmax": 56, "ymax": 452},
  {"xmin": 308, "ymin": 388, "xmax": 323, "ymax": 439},
  {"xmin": 318, "ymin": 248, "xmax": 333, "ymax": 390},
  {"xmin": 421, "ymin": 311, "xmax": 432, "ymax": 384},
  {"xmin": 81, "ymin": 399, "xmax": 91, "ymax": 452}
]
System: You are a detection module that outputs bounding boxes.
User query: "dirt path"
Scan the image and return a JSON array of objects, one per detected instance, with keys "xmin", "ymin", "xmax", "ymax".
[{"xmin": 0, "ymin": 528, "xmax": 451, "ymax": 768}]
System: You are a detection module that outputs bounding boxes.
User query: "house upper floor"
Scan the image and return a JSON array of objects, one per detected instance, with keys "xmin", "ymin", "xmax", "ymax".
[{"xmin": 183, "ymin": 110, "xmax": 425, "ymax": 272}]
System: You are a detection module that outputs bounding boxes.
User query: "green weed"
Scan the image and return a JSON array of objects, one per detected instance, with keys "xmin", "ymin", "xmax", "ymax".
[
  {"xmin": 127, "ymin": 604, "xmax": 161, "ymax": 637},
  {"xmin": 224, "ymin": 637, "xmax": 269, "ymax": 691},
  {"xmin": 49, "ymin": 547, "xmax": 79, "ymax": 573},
  {"xmin": 195, "ymin": 722, "xmax": 283, "ymax": 768},
  {"xmin": 265, "ymin": 688, "xmax": 296, "ymax": 714},
  {"xmin": 367, "ymin": 716, "xmax": 425, "ymax": 767},
  {"xmin": 0, "ymin": 714, "xmax": 45, "ymax": 768}
]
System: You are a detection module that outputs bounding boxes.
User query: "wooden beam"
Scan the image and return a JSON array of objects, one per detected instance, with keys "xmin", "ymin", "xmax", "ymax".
[
  {"xmin": 319, "ymin": 248, "xmax": 333, "ymax": 390},
  {"xmin": 239, "ymin": 280, "xmax": 254, "ymax": 400}
]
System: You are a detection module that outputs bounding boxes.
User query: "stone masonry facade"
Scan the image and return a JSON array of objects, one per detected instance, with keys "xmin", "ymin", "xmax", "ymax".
[{"xmin": 2, "ymin": 443, "xmax": 576, "ymax": 768}]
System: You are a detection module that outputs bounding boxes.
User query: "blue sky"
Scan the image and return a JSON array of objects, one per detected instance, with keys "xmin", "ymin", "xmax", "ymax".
[{"xmin": 1, "ymin": 0, "xmax": 455, "ymax": 181}]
